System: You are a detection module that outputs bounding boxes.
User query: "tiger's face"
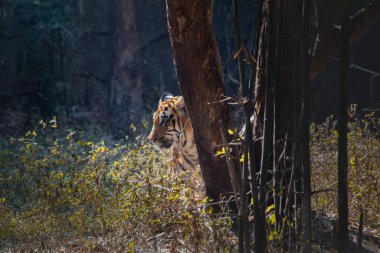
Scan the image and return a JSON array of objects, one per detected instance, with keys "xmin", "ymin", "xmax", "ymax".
[{"xmin": 148, "ymin": 94, "xmax": 185, "ymax": 149}]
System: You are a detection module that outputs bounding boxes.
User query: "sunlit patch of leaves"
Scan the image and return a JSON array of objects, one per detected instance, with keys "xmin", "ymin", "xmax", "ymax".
[
  {"xmin": 311, "ymin": 112, "xmax": 380, "ymax": 235},
  {"xmin": 0, "ymin": 120, "xmax": 235, "ymax": 252}
]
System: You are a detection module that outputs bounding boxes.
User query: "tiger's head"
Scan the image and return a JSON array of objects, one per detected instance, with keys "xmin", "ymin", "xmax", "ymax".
[{"xmin": 148, "ymin": 94, "xmax": 186, "ymax": 149}]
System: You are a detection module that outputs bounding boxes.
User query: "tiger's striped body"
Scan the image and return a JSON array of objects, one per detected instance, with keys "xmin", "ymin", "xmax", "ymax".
[{"xmin": 148, "ymin": 94, "xmax": 199, "ymax": 171}]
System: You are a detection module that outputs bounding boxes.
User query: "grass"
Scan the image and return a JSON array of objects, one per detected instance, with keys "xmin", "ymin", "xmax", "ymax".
[{"xmin": 0, "ymin": 112, "xmax": 379, "ymax": 252}]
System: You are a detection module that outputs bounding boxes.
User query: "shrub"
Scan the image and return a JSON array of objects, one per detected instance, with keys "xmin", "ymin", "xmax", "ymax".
[
  {"xmin": 1, "ymin": 112, "xmax": 379, "ymax": 251},
  {"xmin": 311, "ymin": 112, "xmax": 380, "ymax": 235},
  {"xmin": 0, "ymin": 121, "xmax": 234, "ymax": 251}
]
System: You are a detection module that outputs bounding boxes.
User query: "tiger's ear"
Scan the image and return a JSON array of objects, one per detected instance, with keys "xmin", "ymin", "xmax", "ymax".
[
  {"xmin": 174, "ymin": 96, "xmax": 186, "ymax": 116},
  {"xmin": 159, "ymin": 93, "xmax": 174, "ymax": 104}
]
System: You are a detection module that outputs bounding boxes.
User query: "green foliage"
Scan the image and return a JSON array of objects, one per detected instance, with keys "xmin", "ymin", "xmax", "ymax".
[
  {"xmin": 0, "ymin": 120, "xmax": 234, "ymax": 251},
  {"xmin": 311, "ymin": 112, "xmax": 380, "ymax": 235}
]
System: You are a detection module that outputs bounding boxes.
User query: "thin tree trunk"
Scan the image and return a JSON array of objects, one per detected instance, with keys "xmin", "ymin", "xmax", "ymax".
[
  {"xmin": 357, "ymin": 209, "xmax": 364, "ymax": 248},
  {"xmin": 166, "ymin": 0, "xmax": 240, "ymax": 202},
  {"xmin": 231, "ymin": 0, "xmax": 250, "ymax": 251},
  {"xmin": 110, "ymin": 0, "xmax": 143, "ymax": 138},
  {"xmin": 253, "ymin": 0, "xmax": 303, "ymax": 250},
  {"xmin": 249, "ymin": 1, "xmax": 265, "ymax": 252},
  {"xmin": 301, "ymin": 0, "xmax": 312, "ymax": 251},
  {"xmin": 337, "ymin": 0, "xmax": 350, "ymax": 251}
]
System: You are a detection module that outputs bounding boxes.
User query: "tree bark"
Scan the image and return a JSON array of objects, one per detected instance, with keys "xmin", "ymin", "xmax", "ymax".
[
  {"xmin": 251, "ymin": 0, "xmax": 379, "ymax": 249},
  {"xmin": 254, "ymin": 0, "xmax": 302, "ymax": 180},
  {"xmin": 253, "ymin": 1, "xmax": 303, "ymax": 249},
  {"xmin": 337, "ymin": 0, "xmax": 350, "ymax": 251},
  {"xmin": 166, "ymin": 0, "xmax": 239, "ymax": 202},
  {"xmin": 110, "ymin": 0, "xmax": 143, "ymax": 138},
  {"xmin": 301, "ymin": 0, "xmax": 312, "ymax": 251}
]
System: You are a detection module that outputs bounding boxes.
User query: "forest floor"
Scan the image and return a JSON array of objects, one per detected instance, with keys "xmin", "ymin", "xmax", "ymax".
[
  {"xmin": 0, "ymin": 114, "xmax": 379, "ymax": 252},
  {"xmin": 311, "ymin": 212, "xmax": 380, "ymax": 252}
]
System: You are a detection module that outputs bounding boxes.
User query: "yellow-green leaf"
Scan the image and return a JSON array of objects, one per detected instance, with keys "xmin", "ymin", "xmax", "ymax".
[
  {"xmin": 215, "ymin": 147, "xmax": 226, "ymax": 156},
  {"xmin": 266, "ymin": 204, "xmax": 275, "ymax": 213},
  {"xmin": 268, "ymin": 213, "xmax": 276, "ymax": 225},
  {"xmin": 56, "ymin": 172, "xmax": 64, "ymax": 179},
  {"xmin": 169, "ymin": 193, "xmax": 180, "ymax": 202},
  {"xmin": 349, "ymin": 157, "xmax": 355, "ymax": 166},
  {"xmin": 128, "ymin": 241, "xmax": 136, "ymax": 248},
  {"xmin": 50, "ymin": 116, "xmax": 58, "ymax": 128},
  {"xmin": 151, "ymin": 218, "xmax": 161, "ymax": 224},
  {"xmin": 268, "ymin": 230, "xmax": 279, "ymax": 241}
]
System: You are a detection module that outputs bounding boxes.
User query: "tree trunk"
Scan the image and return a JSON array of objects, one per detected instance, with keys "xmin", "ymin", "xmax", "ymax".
[
  {"xmin": 110, "ymin": 0, "xmax": 143, "ymax": 138},
  {"xmin": 337, "ymin": 0, "xmax": 350, "ymax": 251},
  {"xmin": 254, "ymin": 0, "xmax": 302, "ymax": 192},
  {"xmin": 166, "ymin": 0, "xmax": 239, "ymax": 202},
  {"xmin": 253, "ymin": 1, "xmax": 303, "ymax": 249},
  {"xmin": 301, "ymin": 0, "xmax": 312, "ymax": 251}
]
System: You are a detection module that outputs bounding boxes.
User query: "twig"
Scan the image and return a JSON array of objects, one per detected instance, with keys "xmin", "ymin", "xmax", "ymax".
[
  {"xmin": 207, "ymin": 97, "xmax": 233, "ymax": 105},
  {"xmin": 311, "ymin": 187, "xmax": 334, "ymax": 195},
  {"xmin": 219, "ymin": 119, "xmax": 242, "ymax": 211},
  {"xmin": 357, "ymin": 208, "xmax": 364, "ymax": 248},
  {"xmin": 333, "ymin": 58, "xmax": 380, "ymax": 76}
]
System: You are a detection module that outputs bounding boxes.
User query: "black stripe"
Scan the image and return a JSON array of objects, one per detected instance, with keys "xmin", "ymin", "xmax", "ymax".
[
  {"xmin": 182, "ymin": 130, "xmax": 187, "ymax": 146},
  {"xmin": 167, "ymin": 128, "xmax": 180, "ymax": 135},
  {"xmin": 183, "ymin": 153, "xmax": 194, "ymax": 166},
  {"xmin": 171, "ymin": 119, "xmax": 176, "ymax": 129}
]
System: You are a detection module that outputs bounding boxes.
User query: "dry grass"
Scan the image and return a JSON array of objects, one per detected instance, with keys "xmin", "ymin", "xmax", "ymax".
[
  {"xmin": 0, "ymin": 112, "xmax": 379, "ymax": 252},
  {"xmin": 0, "ymin": 121, "xmax": 236, "ymax": 252},
  {"xmin": 311, "ymin": 112, "xmax": 380, "ymax": 236}
]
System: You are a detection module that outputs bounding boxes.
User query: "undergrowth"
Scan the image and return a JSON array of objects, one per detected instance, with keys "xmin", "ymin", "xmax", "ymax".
[
  {"xmin": 0, "ymin": 121, "xmax": 235, "ymax": 252},
  {"xmin": 0, "ymin": 112, "xmax": 379, "ymax": 252},
  {"xmin": 311, "ymin": 112, "xmax": 380, "ymax": 236}
]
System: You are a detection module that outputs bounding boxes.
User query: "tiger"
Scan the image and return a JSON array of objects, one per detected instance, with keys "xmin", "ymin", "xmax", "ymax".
[{"xmin": 148, "ymin": 93, "xmax": 199, "ymax": 171}]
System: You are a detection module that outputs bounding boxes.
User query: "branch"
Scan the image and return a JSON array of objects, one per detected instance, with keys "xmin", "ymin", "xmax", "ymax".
[{"xmin": 310, "ymin": 1, "xmax": 380, "ymax": 80}]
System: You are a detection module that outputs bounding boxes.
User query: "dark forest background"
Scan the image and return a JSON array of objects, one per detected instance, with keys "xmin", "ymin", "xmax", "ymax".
[{"xmin": 0, "ymin": 0, "xmax": 379, "ymax": 137}]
